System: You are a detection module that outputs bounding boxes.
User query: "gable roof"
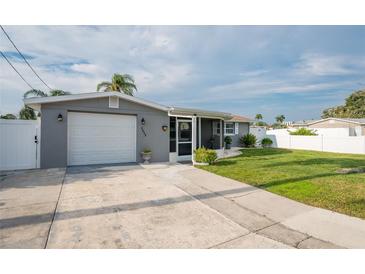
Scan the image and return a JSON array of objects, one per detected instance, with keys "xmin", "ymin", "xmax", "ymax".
[
  {"xmin": 226, "ymin": 114, "xmax": 253, "ymax": 123},
  {"xmin": 24, "ymin": 91, "xmax": 170, "ymax": 112},
  {"xmin": 306, "ymin": 117, "xmax": 365, "ymax": 126},
  {"xmin": 23, "ymin": 92, "xmax": 233, "ymax": 119}
]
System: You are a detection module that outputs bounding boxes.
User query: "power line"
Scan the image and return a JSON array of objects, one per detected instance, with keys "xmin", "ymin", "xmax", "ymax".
[
  {"xmin": 0, "ymin": 50, "xmax": 35, "ymax": 90},
  {"xmin": 0, "ymin": 25, "xmax": 52, "ymax": 90}
]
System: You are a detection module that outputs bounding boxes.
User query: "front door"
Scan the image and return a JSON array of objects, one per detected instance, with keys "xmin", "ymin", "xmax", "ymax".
[{"xmin": 177, "ymin": 119, "xmax": 192, "ymax": 161}]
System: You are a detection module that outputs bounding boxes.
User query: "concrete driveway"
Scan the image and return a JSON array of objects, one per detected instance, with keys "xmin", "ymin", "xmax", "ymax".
[{"xmin": 1, "ymin": 163, "xmax": 365, "ymax": 248}]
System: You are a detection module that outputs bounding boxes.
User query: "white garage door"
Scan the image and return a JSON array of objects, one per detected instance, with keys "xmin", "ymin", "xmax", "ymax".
[{"xmin": 68, "ymin": 112, "xmax": 136, "ymax": 166}]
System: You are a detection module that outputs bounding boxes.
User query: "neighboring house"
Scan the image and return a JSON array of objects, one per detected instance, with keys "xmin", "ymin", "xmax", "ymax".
[
  {"xmin": 283, "ymin": 121, "xmax": 293, "ymax": 127},
  {"xmin": 24, "ymin": 92, "xmax": 252, "ymax": 168},
  {"xmin": 292, "ymin": 117, "xmax": 365, "ymax": 136},
  {"xmin": 292, "ymin": 119, "xmax": 317, "ymax": 128}
]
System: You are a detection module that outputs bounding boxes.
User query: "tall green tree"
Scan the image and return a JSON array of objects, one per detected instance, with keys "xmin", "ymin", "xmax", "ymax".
[
  {"xmin": 255, "ymin": 113, "xmax": 263, "ymax": 120},
  {"xmin": 19, "ymin": 105, "xmax": 37, "ymax": 120},
  {"xmin": 322, "ymin": 89, "xmax": 365, "ymax": 118},
  {"xmin": 97, "ymin": 73, "xmax": 137, "ymax": 96},
  {"xmin": 275, "ymin": 115, "xmax": 286, "ymax": 123}
]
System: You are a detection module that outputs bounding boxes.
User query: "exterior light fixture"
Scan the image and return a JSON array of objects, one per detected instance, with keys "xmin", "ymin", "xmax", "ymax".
[
  {"xmin": 141, "ymin": 118, "xmax": 146, "ymax": 125},
  {"xmin": 57, "ymin": 113, "xmax": 63, "ymax": 122},
  {"xmin": 162, "ymin": 125, "xmax": 168, "ymax": 132}
]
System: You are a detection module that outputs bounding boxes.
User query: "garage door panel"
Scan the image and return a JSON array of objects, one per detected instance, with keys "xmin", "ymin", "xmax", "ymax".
[{"xmin": 68, "ymin": 112, "xmax": 136, "ymax": 166}]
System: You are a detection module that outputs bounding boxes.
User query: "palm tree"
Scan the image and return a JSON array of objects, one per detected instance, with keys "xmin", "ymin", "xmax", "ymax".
[
  {"xmin": 255, "ymin": 114, "xmax": 263, "ymax": 121},
  {"xmin": 23, "ymin": 89, "xmax": 47, "ymax": 98},
  {"xmin": 49, "ymin": 89, "xmax": 71, "ymax": 96},
  {"xmin": 19, "ymin": 105, "xmax": 37, "ymax": 120},
  {"xmin": 0, "ymin": 113, "xmax": 17, "ymax": 119},
  {"xmin": 275, "ymin": 115, "xmax": 286, "ymax": 124},
  {"xmin": 97, "ymin": 73, "xmax": 137, "ymax": 96},
  {"xmin": 21, "ymin": 89, "xmax": 70, "ymax": 120},
  {"xmin": 23, "ymin": 89, "xmax": 70, "ymax": 98}
]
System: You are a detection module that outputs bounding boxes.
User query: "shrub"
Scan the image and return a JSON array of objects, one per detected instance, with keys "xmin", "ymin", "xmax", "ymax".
[
  {"xmin": 240, "ymin": 133, "xmax": 257, "ymax": 147},
  {"xmin": 194, "ymin": 147, "xmax": 218, "ymax": 164},
  {"xmin": 290, "ymin": 128, "xmax": 318, "ymax": 136},
  {"xmin": 224, "ymin": 136, "xmax": 232, "ymax": 145},
  {"xmin": 271, "ymin": 123, "xmax": 288, "ymax": 129},
  {"xmin": 261, "ymin": 138, "xmax": 273, "ymax": 148}
]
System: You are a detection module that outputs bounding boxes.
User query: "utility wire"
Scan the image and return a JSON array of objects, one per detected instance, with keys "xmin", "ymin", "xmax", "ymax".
[
  {"xmin": 0, "ymin": 25, "xmax": 52, "ymax": 90},
  {"xmin": 0, "ymin": 50, "xmax": 35, "ymax": 90}
]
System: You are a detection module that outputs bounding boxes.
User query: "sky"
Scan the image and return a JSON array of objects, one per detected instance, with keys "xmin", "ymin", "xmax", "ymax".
[{"xmin": 1, "ymin": 26, "xmax": 365, "ymax": 122}]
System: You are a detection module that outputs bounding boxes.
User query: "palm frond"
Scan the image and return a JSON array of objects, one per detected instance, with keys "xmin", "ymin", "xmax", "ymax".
[
  {"xmin": 49, "ymin": 89, "xmax": 71, "ymax": 96},
  {"xmin": 100, "ymin": 73, "xmax": 137, "ymax": 95},
  {"xmin": 19, "ymin": 105, "xmax": 36, "ymax": 120},
  {"xmin": 23, "ymin": 89, "xmax": 47, "ymax": 98},
  {"xmin": 97, "ymin": 81, "xmax": 112, "ymax": 91}
]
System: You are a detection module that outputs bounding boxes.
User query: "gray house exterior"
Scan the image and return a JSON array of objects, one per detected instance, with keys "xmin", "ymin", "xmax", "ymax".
[
  {"xmin": 224, "ymin": 115, "xmax": 251, "ymax": 147},
  {"xmin": 25, "ymin": 92, "xmax": 251, "ymax": 168}
]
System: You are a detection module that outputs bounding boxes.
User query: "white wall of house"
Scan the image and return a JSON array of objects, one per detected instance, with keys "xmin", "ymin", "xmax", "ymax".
[{"xmin": 0, "ymin": 119, "xmax": 40, "ymax": 171}]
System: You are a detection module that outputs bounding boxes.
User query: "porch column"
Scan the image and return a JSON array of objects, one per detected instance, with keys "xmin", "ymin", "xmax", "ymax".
[
  {"xmin": 192, "ymin": 116, "xmax": 197, "ymax": 157},
  {"xmin": 220, "ymin": 119, "xmax": 223, "ymax": 148},
  {"xmin": 198, "ymin": 117, "xmax": 201, "ymax": 148}
]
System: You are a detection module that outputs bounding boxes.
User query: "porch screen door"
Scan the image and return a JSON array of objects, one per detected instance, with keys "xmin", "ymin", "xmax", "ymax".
[{"xmin": 177, "ymin": 120, "xmax": 192, "ymax": 157}]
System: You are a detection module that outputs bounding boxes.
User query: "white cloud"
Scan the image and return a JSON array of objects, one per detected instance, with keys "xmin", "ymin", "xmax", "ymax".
[
  {"xmin": 294, "ymin": 54, "xmax": 355, "ymax": 76},
  {"xmin": 2, "ymin": 26, "xmax": 365, "ymax": 121},
  {"xmin": 70, "ymin": 63, "xmax": 104, "ymax": 75},
  {"xmin": 133, "ymin": 63, "xmax": 193, "ymax": 94},
  {"xmin": 239, "ymin": 69, "xmax": 268, "ymax": 77}
]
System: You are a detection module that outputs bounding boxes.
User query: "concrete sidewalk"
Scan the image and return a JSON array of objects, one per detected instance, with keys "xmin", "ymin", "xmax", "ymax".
[{"xmin": 151, "ymin": 164, "xmax": 365, "ymax": 248}]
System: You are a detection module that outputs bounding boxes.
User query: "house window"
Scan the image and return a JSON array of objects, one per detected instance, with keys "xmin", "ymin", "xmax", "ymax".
[
  {"xmin": 225, "ymin": 122, "xmax": 235, "ymax": 135},
  {"xmin": 213, "ymin": 121, "xmax": 221, "ymax": 135}
]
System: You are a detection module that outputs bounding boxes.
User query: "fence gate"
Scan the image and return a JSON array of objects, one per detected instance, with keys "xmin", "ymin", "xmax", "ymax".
[{"xmin": 0, "ymin": 119, "xmax": 40, "ymax": 171}]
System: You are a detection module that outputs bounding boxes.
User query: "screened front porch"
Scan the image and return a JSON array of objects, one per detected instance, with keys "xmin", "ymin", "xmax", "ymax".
[{"xmin": 168, "ymin": 116, "xmax": 225, "ymax": 162}]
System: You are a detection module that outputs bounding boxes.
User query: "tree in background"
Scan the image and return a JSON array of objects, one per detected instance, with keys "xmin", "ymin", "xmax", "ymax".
[
  {"xmin": 322, "ymin": 89, "xmax": 365, "ymax": 118},
  {"xmin": 97, "ymin": 73, "xmax": 137, "ymax": 96},
  {"xmin": 0, "ymin": 113, "xmax": 17, "ymax": 119},
  {"xmin": 23, "ymin": 89, "xmax": 71, "ymax": 98},
  {"xmin": 256, "ymin": 121, "xmax": 268, "ymax": 127},
  {"xmin": 19, "ymin": 105, "xmax": 37, "ymax": 120},
  {"xmin": 21, "ymin": 89, "xmax": 70, "ymax": 120},
  {"xmin": 275, "ymin": 114, "xmax": 286, "ymax": 124},
  {"xmin": 290, "ymin": 128, "xmax": 318, "ymax": 136},
  {"xmin": 255, "ymin": 113, "xmax": 263, "ymax": 121}
]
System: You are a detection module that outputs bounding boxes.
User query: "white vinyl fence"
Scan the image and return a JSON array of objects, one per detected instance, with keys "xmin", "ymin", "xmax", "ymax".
[
  {"xmin": 267, "ymin": 134, "xmax": 365, "ymax": 155},
  {"xmin": 0, "ymin": 119, "xmax": 40, "ymax": 171}
]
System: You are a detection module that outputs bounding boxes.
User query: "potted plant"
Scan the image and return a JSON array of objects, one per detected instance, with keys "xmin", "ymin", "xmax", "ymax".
[
  {"xmin": 141, "ymin": 148, "xmax": 152, "ymax": 164},
  {"xmin": 224, "ymin": 136, "xmax": 232, "ymax": 149}
]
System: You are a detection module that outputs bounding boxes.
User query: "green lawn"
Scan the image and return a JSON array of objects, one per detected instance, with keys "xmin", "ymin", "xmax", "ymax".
[{"xmin": 198, "ymin": 148, "xmax": 365, "ymax": 219}]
